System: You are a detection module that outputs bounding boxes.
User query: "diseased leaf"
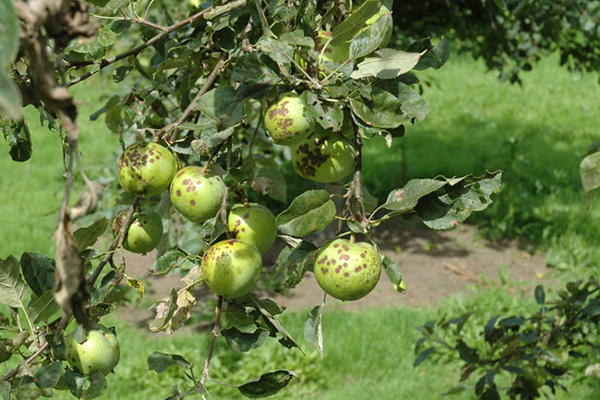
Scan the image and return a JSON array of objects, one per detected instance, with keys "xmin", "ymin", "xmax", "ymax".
[
  {"xmin": 304, "ymin": 305, "xmax": 324, "ymax": 357},
  {"xmin": 237, "ymin": 370, "xmax": 297, "ymax": 398},
  {"xmin": 193, "ymin": 86, "xmax": 244, "ymax": 130},
  {"xmin": 0, "ymin": 256, "xmax": 26, "ymax": 308},
  {"xmin": 273, "ymin": 241, "xmax": 317, "ymax": 290},
  {"xmin": 73, "ymin": 218, "xmax": 108, "ymax": 251},
  {"xmin": 349, "ymin": 9, "xmax": 392, "ymax": 59},
  {"xmin": 248, "ymin": 295, "xmax": 303, "ymax": 353},
  {"xmin": 1, "ymin": 119, "xmax": 32, "ymax": 161},
  {"xmin": 301, "ymin": 91, "xmax": 344, "ymax": 131},
  {"xmin": 150, "ymin": 250, "xmax": 191, "ymax": 276},
  {"xmin": 276, "ymin": 190, "xmax": 336, "ymax": 237},
  {"xmin": 34, "ymin": 362, "xmax": 64, "ymax": 389},
  {"xmin": 384, "ymin": 179, "xmax": 447, "ymax": 212},
  {"xmin": 221, "ymin": 327, "xmax": 269, "ymax": 352},
  {"xmin": 351, "ymin": 48, "xmax": 423, "ymax": 80},
  {"xmin": 147, "ymin": 352, "xmax": 192, "ymax": 373},
  {"xmin": 256, "ymin": 36, "xmax": 294, "ymax": 64},
  {"xmin": 580, "ymin": 152, "xmax": 600, "ymax": 201},
  {"xmin": 382, "ymin": 255, "xmax": 404, "ymax": 292},
  {"xmin": 0, "ymin": 73, "xmax": 22, "ymax": 120},
  {"xmin": 20, "ymin": 253, "xmax": 55, "ymax": 297}
]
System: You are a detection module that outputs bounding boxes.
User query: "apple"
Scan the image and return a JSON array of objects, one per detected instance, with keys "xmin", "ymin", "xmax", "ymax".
[
  {"xmin": 313, "ymin": 239, "xmax": 381, "ymax": 301},
  {"xmin": 292, "ymin": 128, "xmax": 355, "ymax": 183},
  {"xmin": 202, "ymin": 239, "xmax": 262, "ymax": 299},
  {"xmin": 264, "ymin": 93, "xmax": 313, "ymax": 146},
  {"xmin": 66, "ymin": 324, "xmax": 120, "ymax": 375},
  {"xmin": 228, "ymin": 203, "xmax": 277, "ymax": 254},
  {"xmin": 169, "ymin": 166, "xmax": 226, "ymax": 223},
  {"xmin": 118, "ymin": 142, "xmax": 177, "ymax": 198},
  {"xmin": 113, "ymin": 209, "xmax": 163, "ymax": 254}
]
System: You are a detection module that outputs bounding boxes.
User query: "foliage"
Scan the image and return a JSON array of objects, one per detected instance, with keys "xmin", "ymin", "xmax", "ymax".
[
  {"xmin": 391, "ymin": 0, "xmax": 600, "ymax": 84},
  {"xmin": 415, "ymin": 278, "xmax": 600, "ymax": 399},
  {"xmin": 0, "ymin": 0, "xmax": 502, "ymax": 398}
]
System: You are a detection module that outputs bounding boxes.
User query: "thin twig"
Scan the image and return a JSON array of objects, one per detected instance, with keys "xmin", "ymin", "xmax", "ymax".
[
  {"xmin": 198, "ymin": 295, "xmax": 224, "ymax": 394},
  {"xmin": 66, "ymin": 0, "xmax": 247, "ymax": 86},
  {"xmin": 0, "ymin": 342, "xmax": 49, "ymax": 383},
  {"xmin": 161, "ymin": 56, "xmax": 228, "ymax": 143},
  {"xmin": 88, "ymin": 197, "xmax": 141, "ymax": 287},
  {"xmin": 220, "ymin": 137, "xmax": 232, "ymax": 235}
]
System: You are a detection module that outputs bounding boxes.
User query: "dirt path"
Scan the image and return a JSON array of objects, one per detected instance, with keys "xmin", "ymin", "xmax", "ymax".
[{"xmin": 120, "ymin": 222, "xmax": 551, "ymax": 326}]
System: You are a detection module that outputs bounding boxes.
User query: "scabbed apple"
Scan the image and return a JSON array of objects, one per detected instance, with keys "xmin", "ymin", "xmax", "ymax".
[
  {"xmin": 313, "ymin": 239, "xmax": 381, "ymax": 301},
  {"xmin": 118, "ymin": 142, "xmax": 177, "ymax": 198},
  {"xmin": 202, "ymin": 239, "xmax": 262, "ymax": 299},
  {"xmin": 228, "ymin": 203, "xmax": 277, "ymax": 254},
  {"xmin": 170, "ymin": 166, "xmax": 226, "ymax": 223},
  {"xmin": 66, "ymin": 324, "xmax": 120, "ymax": 375},
  {"xmin": 292, "ymin": 128, "xmax": 355, "ymax": 183},
  {"xmin": 113, "ymin": 209, "xmax": 163, "ymax": 254},
  {"xmin": 264, "ymin": 93, "xmax": 313, "ymax": 146}
]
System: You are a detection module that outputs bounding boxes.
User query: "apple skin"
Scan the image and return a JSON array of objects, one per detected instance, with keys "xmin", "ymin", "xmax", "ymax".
[
  {"xmin": 113, "ymin": 210, "xmax": 163, "ymax": 254},
  {"xmin": 228, "ymin": 203, "xmax": 277, "ymax": 254},
  {"xmin": 264, "ymin": 94, "xmax": 313, "ymax": 146},
  {"xmin": 313, "ymin": 239, "xmax": 381, "ymax": 301},
  {"xmin": 202, "ymin": 239, "xmax": 262, "ymax": 299},
  {"xmin": 292, "ymin": 128, "xmax": 355, "ymax": 183},
  {"xmin": 169, "ymin": 166, "xmax": 226, "ymax": 223},
  {"xmin": 118, "ymin": 143, "xmax": 177, "ymax": 198},
  {"xmin": 66, "ymin": 325, "xmax": 120, "ymax": 375}
]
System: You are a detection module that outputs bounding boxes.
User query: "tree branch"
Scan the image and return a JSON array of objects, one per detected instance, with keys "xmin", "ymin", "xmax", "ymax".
[
  {"xmin": 198, "ymin": 295, "xmax": 224, "ymax": 394},
  {"xmin": 0, "ymin": 342, "xmax": 49, "ymax": 383},
  {"xmin": 66, "ymin": 0, "xmax": 247, "ymax": 87}
]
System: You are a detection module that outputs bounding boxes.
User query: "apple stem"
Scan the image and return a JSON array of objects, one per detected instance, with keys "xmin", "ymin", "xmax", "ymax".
[{"xmin": 198, "ymin": 295, "xmax": 224, "ymax": 394}]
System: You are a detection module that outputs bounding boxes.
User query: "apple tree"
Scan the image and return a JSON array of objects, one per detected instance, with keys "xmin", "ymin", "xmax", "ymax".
[{"xmin": 0, "ymin": 0, "xmax": 502, "ymax": 398}]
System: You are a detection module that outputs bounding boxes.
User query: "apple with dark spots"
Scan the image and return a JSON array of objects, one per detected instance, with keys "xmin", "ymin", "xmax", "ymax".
[
  {"xmin": 264, "ymin": 93, "xmax": 313, "ymax": 146},
  {"xmin": 170, "ymin": 166, "xmax": 226, "ymax": 223},
  {"xmin": 228, "ymin": 203, "xmax": 277, "ymax": 254},
  {"xmin": 292, "ymin": 128, "xmax": 355, "ymax": 183},
  {"xmin": 66, "ymin": 324, "xmax": 120, "ymax": 375},
  {"xmin": 313, "ymin": 238, "xmax": 381, "ymax": 301},
  {"xmin": 118, "ymin": 142, "xmax": 177, "ymax": 198},
  {"xmin": 202, "ymin": 239, "xmax": 262, "ymax": 299},
  {"xmin": 113, "ymin": 209, "xmax": 163, "ymax": 254}
]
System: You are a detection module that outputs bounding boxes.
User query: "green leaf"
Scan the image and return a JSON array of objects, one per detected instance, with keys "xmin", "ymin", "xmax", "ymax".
[
  {"xmin": 2, "ymin": 118, "xmax": 32, "ymax": 161},
  {"xmin": 0, "ymin": 0, "xmax": 19, "ymax": 67},
  {"xmin": 34, "ymin": 361, "xmax": 64, "ymax": 389},
  {"xmin": 237, "ymin": 370, "xmax": 297, "ymax": 398},
  {"xmin": 414, "ymin": 39, "xmax": 450, "ymax": 70},
  {"xmin": 73, "ymin": 218, "xmax": 108, "ymax": 251},
  {"xmin": 0, "ymin": 256, "xmax": 26, "ymax": 308},
  {"xmin": 276, "ymin": 190, "xmax": 336, "ymax": 237},
  {"xmin": 349, "ymin": 11, "xmax": 392, "ymax": 60},
  {"xmin": 231, "ymin": 53, "xmax": 281, "ymax": 85},
  {"xmin": 280, "ymin": 30, "xmax": 314, "ymax": 47},
  {"xmin": 416, "ymin": 172, "xmax": 502, "ymax": 230},
  {"xmin": 384, "ymin": 179, "xmax": 447, "ymax": 212},
  {"xmin": 248, "ymin": 295, "xmax": 303, "ymax": 352},
  {"xmin": 382, "ymin": 255, "xmax": 404, "ymax": 291},
  {"xmin": 330, "ymin": 0, "xmax": 380, "ymax": 45},
  {"xmin": 0, "ymin": 382, "xmax": 9, "ymax": 400},
  {"xmin": 82, "ymin": 370, "xmax": 107, "ymax": 399},
  {"xmin": 351, "ymin": 48, "xmax": 423, "ymax": 80},
  {"xmin": 442, "ymin": 385, "xmax": 469, "ymax": 396},
  {"xmin": 413, "ymin": 347, "xmax": 434, "ymax": 367},
  {"xmin": 193, "ymin": 86, "xmax": 244, "ymax": 130},
  {"xmin": 147, "ymin": 351, "xmax": 192, "ymax": 373},
  {"xmin": 64, "ymin": 370, "xmax": 86, "ymax": 398},
  {"xmin": 221, "ymin": 327, "xmax": 269, "ymax": 352},
  {"xmin": 0, "ymin": 73, "xmax": 22, "ymax": 120},
  {"xmin": 301, "ymin": 91, "xmax": 344, "ymax": 131},
  {"xmin": 150, "ymin": 250, "xmax": 191, "ymax": 276},
  {"xmin": 252, "ymin": 161, "xmax": 288, "ymax": 203},
  {"xmin": 20, "ymin": 253, "xmax": 56, "ymax": 297},
  {"xmin": 456, "ymin": 340, "xmax": 479, "ymax": 363},
  {"xmin": 492, "ymin": 0, "xmax": 507, "ymax": 10},
  {"xmin": 29, "ymin": 289, "xmax": 61, "ymax": 324},
  {"xmin": 484, "ymin": 315, "xmax": 500, "ymax": 344},
  {"xmin": 580, "ymin": 152, "xmax": 600, "ymax": 200},
  {"xmin": 349, "ymin": 86, "xmax": 410, "ymax": 129},
  {"xmin": 304, "ymin": 305, "xmax": 323, "ymax": 357},
  {"xmin": 534, "ymin": 285, "xmax": 545, "ymax": 305},
  {"xmin": 273, "ymin": 241, "xmax": 316, "ymax": 290},
  {"xmin": 256, "ymin": 36, "xmax": 294, "ymax": 64},
  {"xmin": 582, "ymin": 302, "xmax": 600, "ymax": 317}
]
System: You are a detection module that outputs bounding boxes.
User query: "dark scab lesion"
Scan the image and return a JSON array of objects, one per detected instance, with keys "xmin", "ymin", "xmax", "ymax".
[{"xmin": 321, "ymin": 267, "xmax": 329, "ymax": 275}]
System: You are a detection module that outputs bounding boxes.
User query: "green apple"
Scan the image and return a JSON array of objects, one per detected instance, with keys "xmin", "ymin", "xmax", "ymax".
[
  {"xmin": 264, "ymin": 93, "xmax": 313, "ymax": 146},
  {"xmin": 118, "ymin": 142, "xmax": 177, "ymax": 198},
  {"xmin": 202, "ymin": 239, "xmax": 262, "ymax": 299},
  {"xmin": 313, "ymin": 239, "xmax": 381, "ymax": 301},
  {"xmin": 169, "ymin": 166, "xmax": 226, "ymax": 223},
  {"xmin": 66, "ymin": 324, "xmax": 120, "ymax": 375},
  {"xmin": 228, "ymin": 203, "xmax": 277, "ymax": 254},
  {"xmin": 292, "ymin": 128, "xmax": 355, "ymax": 182},
  {"xmin": 113, "ymin": 209, "xmax": 163, "ymax": 254}
]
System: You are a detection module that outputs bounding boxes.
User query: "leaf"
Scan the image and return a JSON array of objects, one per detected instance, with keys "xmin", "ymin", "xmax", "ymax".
[
  {"xmin": 256, "ymin": 36, "xmax": 294, "ymax": 64},
  {"xmin": 237, "ymin": 370, "xmax": 297, "ymax": 398},
  {"xmin": 276, "ymin": 190, "xmax": 336, "ymax": 237},
  {"xmin": 414, "ymin": 39, "xmax": 450, "ymax": 70},
  {"xmin": 0, "ymin": 256, "xmax": 26, "ymax": 308},
  {"xmin": 231, "ymin": 53, "xmax": 281, "ymax": 85},
  {"xmin": 484, "ymin": 315, "xmax": 500, "ymax": 344},
  {"xmin": 499, "ymin": 316, "xmax": 524, "ymax": 328},
  {"xmin": 304, "ymin": 305, "xmax": 324, "ymax": 357},
  {"xmin": 273, "ymin": 241, "xmax": 317, "ymax": 290},
  {"xmin": 534, "ymin": 285, "xmax": 545, "ymax": 305},
  {"xmin": 150, "ymin": 287, "xmax": 196, "ymax": 333},
  {"xmin": 2, "ymin": 119, "xmax": 32, "ymax": 161},
  {"xmin": 0, "ymin": 73, "xmax": 22, "ymax": 120},
  {"xmin": 413, "ymin": 347, "xmax": 434, "ymax": 367},
  {"xmin": 64, "ymin": 370, "xmax": 86, "ymax": 398},
  {"xmin": 492, "ymin": 0, "xmax": 507, "ymax": 10},
  {"xmin": 73, "ymin": 218, "xmax": 108, "ymax": 251},
  {"xmin": 221, "ymin": 327, "xmax": 269, "ymax": 352},
  {"xmin": 382, "ymin": 255, "xmax": 404, "ymax": 291},
  {"xmin": 29, "ymin": 289, "xmax": 61, "ymax": 324},
  {"xmin": 149, "ymin": 289, "xmax": 177, "ymax": 332},
  {"xmin": 301, "ymin": 91, "xmax": 344, "ymax": 131},
  {"xmin": 351, "ymin": 48, "xmax": 423, "ymax": 80},
  {"xmin": 456, "ymin": 340, "xmax": 479, "ymax": 363},
  {"xmin": 416, "ymin": 172, "xmax": 502, "ymax": 230},
  {"xmin": 580, "ymin": 152, "xmax": 600, "ymax": 200},
  {"xmin": 252, "ymin": 163, "xmax": 287, "ymax": 203},
  {"xmin": 82, "ymin": 370, "xmax": 107, "ymax": 399},
  {"xmin": 0, "ymin": 382, "xmax": 9, "ymax": 400},
  {"xmin": 248, "ymin": 295, "xmax": 303, "ymax": 353},
  {"xmin": 330, "ymin": 0, "xmax": 380, "ymax": 45},
  {"xmin": 193, "ymin": 86, "xmax": 244, "ymax": 130},
  {"xmin": 442, "ymin": 385, "xmax": 468, "ymax": 396},
  {"xmin": 349, "ymin": 9, "xmax": 393, "ymax": 60},
  {"xmin": 582, "ymin": 302, "xmax": 600, "ymax": 317},
  {"xmin": 0, "ymin": 0, "xmax": 19, "ymax": 67},
  {"xmin": 384, "ymin": 179, "xmax": 447, "ymax": 212},
  {"xmin": 20, "ymin": 253, "xmax": 55, "ymax": 297},
  {"xmin": 34, "ymin": 361, "xmax": 64, "ymax": 389},
  {"xmin": 147, "ymin": 352, "xmax": 192, "ymax": 373},
  {"xmin": 150, "ymin": 250, "xmax": 190, "ymax": 276}
]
